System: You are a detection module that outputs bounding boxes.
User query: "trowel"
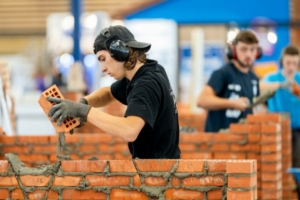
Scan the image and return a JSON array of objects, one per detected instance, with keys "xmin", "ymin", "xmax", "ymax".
[
  {"xmin": 247, "ymin": 89, "xmax": 276, "ymax": 108},
  {"xmin": 56, "ymin": 132, "xmax": 65, "ymax": 157}
]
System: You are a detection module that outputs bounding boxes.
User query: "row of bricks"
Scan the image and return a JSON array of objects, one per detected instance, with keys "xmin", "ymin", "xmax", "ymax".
[
  {"xmin": 0, "ymin": 160, "xmax": 257, "ymax": 173},
  {"xmin": 0, "ymin": 188, "xmax": 255, "ymax": 200},
  {"xmin": 0, "ymin": 174, "xmax": 255, "ymax": 188},
  {"xmin": 0, "ymin": 152, "xmax": 288, "ymax": 164}
]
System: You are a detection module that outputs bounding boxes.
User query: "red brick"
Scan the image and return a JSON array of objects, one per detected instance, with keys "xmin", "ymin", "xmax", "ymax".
[
  {"xmin": 261, "ymin": 190, "xmax": 282, "ymax": 199},
  {"xmin": 227, "ymin": 160, "xmax": 256, "ymax": 174},
  {"xmin": 261, "ymin": 153, "xmax": 281, "ymax": 162},
  {"xmin": 134, "ymin": 160, "xmax": 176, "ymax": 172},
  {"xmin": 261, "ymin": 134, "xmax": 281, "ymax": 143},
  {"xmin": 261, "ymin": 124, "xmax": 281, "ymax": 133},
  {"xmin": 165, "ymin": 188, "xmax": 204, "ymax": 199},
  {"xmin": 0, "ymin": 189, "xmax": 9, "ymax": 199},
  {"xmin": 17, "ymin": 136, "xmax": 49, "ymax": 143},
  {"xmin": 20, "ymin": 175, "xmax": 51, "ymax": 186},
  {"xmin": 53, "ymin": 176, "xmax": 81, "ymax": 186},
  {"xmin": 262, "ymin": 172, "xmax": 282, "ymax": 181},
  {"xmin": 86, "ymin": 176, "xmax": 130, "ymax": 186},
  {"xmin": 115, "ymin": 153, "xmax": 131, "ymax": 160},
  {"xmin": 133, "ymin": 174, "xmax": 141, "ymax": 186},
  {"xmin": 261, "ymin": 162, "xmax": 281, "ymax": 172},
  {"xmin": 228, "ymin": 174, "xmax": 256, "ymax": 187},
  {"xmin": 207, "ymin": 160, "xmax": 227, "ymax": 172},
  {"xmin": 247, "ymin": 114, "xmax": 281, "ymax": 123},
  {"xmin": 230, "ymin": 144, "xmax": 260, "ymax": 152},
  {"xmin": 182, "ymin": 175, "xmax": 225, "ymax": 186},
  {"xmin": 98, "ymin": 144, "xmax": 113, "ymax": 152},
  {"xmin": 0, "ymin": 136, "xmax": 15, "ymax": 144},
  {"xmin": 261, "ymin": 143, "xmax": 281, "ymax": 153},
  {"xmin": 63, "ymin": 189, "xmax": 106, "ymax": 200},
  {"xmin": 181, "ymin": 152, "xmax": 212, "ymax": 159},
  {"xmin": 198, "ymin": 143, "xmax": 210, "ymax": 150},
  {"xmin": 261, "ymin": 181, "xmax": 282, "ymax": 190},
  {"xmin": 79, "ymin": 145, "xmax": 95, "ymax": 152},
  {"xmin": 28, "ymin": 190, "xmax": 47, "ymax": 200},
  {"xmin": 171, "ymin": 177, "xmax": 180, "ymax": 186},
  {"xmin": 18, "ymin": 154, "xmax": 49, "ymax": 162},
  {"xmin": 214, "ymin": 152, "xmax": 246, "ymax": 159},
  {"xmin": 180, "ymin": 133, "xmax": 212, "ymax": 143},
  {"xmin": 179, "ymin": 143, "xmax": 197, "ymax": 151},
  {"xmin": 1, "ymin": 146, "xmax": 29, "ymax": 153},
  {"xmin": 38, "ymin": 85, "xmax": 80, "ymax": 133},
  {"xmin": 177, "ymin": 160, "xmax": 204, "ymax": 172},
  {"xmin": 110, "ymin": 189, "xmax": 148, "ymax": 200},
  {"xmin": 82, "ymin": 134, "xmax": 114, "ymax": 143},
  {"xmin": 247, "ymin": 133, "xmax": 261, "ymax": 142},
  {"xmin": 247, "ymin": 153, "xmax": 260, "ymax": 160},
  {"xmin": 212, "ymin": 134, "xmax": 245, "ymax": 143},
  {"xmin": 229, "ymin": 124, "xmax": 260, "ymax": 133},
  {"xmin": 0, "ymin": 161, "xmax": 8, "ymax": 172},
  {"xmin": 282, "ymin": 133, "xmax": 291, "ymax": 141},
  {"xmin": 227, "ymin": 190, "xmax": 255, "ymax": 200},
  {"xmin": 207, "ymin": 189, "xmax": 222, "ymax": 200},
  {"xmin": 211, "ymin": 144, "xmax": 229, "ymax": 151},
  {"xmin": 65, "ymin": 135, "xmax": 81, "ymax": 143},
  {"xmin": 33, "ymin": 145, "xmax": 57, "ymax": 153},
  {"xmin": 113, "ymin": 144, "xmax": 129, "ymax": 152},
  {"xmin": 61, "ymin": 160, "xmax": 107, "ymax": 172},
  {"xmin": 109, "ymin": 160, "xmax": 136, "ymax": 172},
  {"xmin": 0, "ymin": 176, "xmax": 18, "ymax": 186},
  {"xmin": 11, "ymin": 189, "xmax": 24, "ymax": 199},
  {"xmin": 48, "ymin": 190, "xmax": 59, "ymax": 199},
  {"xmin": 145, "ymin": 176, "xmax": 168, "ymax": 186}
]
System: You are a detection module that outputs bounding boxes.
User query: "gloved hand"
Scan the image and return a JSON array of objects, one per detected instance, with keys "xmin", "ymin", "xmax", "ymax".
[
  {"xmin": 70, "ymin": 98, "xmax": 88, "ymax": 134},
  {"xmin": 46, "ymin": 97, "xmax": 91, "ymax": 126}
]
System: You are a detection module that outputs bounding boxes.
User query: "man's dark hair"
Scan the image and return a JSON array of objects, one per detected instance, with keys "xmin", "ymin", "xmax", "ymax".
[
  {"xmin": 124, "ymin": 47, "xmax": 147, "ymax": 70},
  {"xmin": 282, "ymin": 45, "xmax": 299, "ymax": 56},
  {"xmin": 233, "ymin": 30, "xmax": 259, "ymax": 45}
]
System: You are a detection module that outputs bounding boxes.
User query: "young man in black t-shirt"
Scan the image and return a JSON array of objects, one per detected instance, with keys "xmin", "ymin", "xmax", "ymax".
[
  {"xmin": 46, "ymin": 25, "xmax": 181, "ymax": 159},
  {"xmin": 197, "ymin": 30, "xmax": 261, "ymax": 132}
]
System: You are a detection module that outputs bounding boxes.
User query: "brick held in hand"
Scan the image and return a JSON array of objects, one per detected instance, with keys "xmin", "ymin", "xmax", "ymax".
[{"xmin": 38, "ymin": 84, "xmax": 80, "ymax": 133}]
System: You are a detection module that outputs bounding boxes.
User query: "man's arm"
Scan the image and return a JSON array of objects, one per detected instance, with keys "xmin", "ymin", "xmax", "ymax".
[
  {"xmin": 197, "ymin": 85, "xmax": 237, "ymax": 110},
  {"xmin": 87, "ymin": 108, "xmax": 145, "ymax": 142},
  {"xmin": 84, "ymin": 87, "xmax": 116, "ymax": 108}
]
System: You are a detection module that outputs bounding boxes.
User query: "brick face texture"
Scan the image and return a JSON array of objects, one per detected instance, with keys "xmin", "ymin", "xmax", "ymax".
[
  {"xmin": 0, "ymin": 112, "xmax": 296, "ymax": 199},
  {"xmin": 0, "ymin": 159, "xmax": 257, "ymax": 200}
]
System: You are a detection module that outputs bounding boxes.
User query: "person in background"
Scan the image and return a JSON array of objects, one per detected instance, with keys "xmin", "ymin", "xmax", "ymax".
[
  {"xmin": 260, "ymin": 45, "xmax": 300, "ymax": 199},
  {"xmin": 197, "ymin": 30, "xmax": 261, "ymax": 132}
]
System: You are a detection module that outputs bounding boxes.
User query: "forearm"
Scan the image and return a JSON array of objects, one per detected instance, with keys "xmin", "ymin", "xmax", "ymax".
[
  {"xmin": 86, "ymin": 108, "xmax": 137, "ymax": 142},
  {"xmin": 259, "ymin": 82, "xmax": 280, "ymax": 91},
  {"xmin": 84, "ymin": 87, "xmax": 115, "ymax": 107},
  {"xmin": 197, "ymin": 95, "xmax": 235, "ymax": 110}
]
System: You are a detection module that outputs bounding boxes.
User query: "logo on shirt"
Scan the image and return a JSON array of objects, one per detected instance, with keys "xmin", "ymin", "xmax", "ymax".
[
  {"xmin": 226, "ymin": 92, "xmax": 241, "ymax": 118},
  {"xmin": 252, "ymin": 80, "xmax": 258, "ymax": 96}
]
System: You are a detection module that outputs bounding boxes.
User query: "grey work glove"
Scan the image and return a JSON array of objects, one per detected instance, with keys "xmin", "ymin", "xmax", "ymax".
[
  {"xmin": 46, "ymin": 97, "xmax": 91, "ymax": 127},
  {"xmin": 70, "ymin": 98, "xmax": 88, "ymax": 134}
]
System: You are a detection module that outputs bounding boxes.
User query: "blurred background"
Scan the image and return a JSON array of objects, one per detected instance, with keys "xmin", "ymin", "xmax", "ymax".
[{"xmin": 0, "ymin": 0, "xmax": 298, "ymax": 135}]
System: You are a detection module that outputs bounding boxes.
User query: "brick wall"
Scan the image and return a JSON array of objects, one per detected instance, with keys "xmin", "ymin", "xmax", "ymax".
[
  {"xmin": 0, "ymin": 158, "xmax": 256, "ymax": 200},
  {"xmin": 0, "ymin": 113, "xmax": 296, "ymax": 199}
]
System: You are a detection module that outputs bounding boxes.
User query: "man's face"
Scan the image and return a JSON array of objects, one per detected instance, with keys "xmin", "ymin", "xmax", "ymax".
[
  {"xmin": 235, "ymin": 42, "xmax": 258, "ymax": 68},
  {"xmin": 96, "ymin": 50, "xmax": 125, "ymax": 80},
  {"xmin": 282, "ymin": 54, "xmax": 299, "ymax": 76}
]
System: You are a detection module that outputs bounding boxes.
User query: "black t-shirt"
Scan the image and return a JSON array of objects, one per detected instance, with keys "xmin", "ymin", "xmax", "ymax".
[
  {"xmin": 205, "ymin": 62, "xmax": 260, "ymax": 132},
  {"xmin": 111, "ymin": 59, "xmax": 181, "ymax": 159}
]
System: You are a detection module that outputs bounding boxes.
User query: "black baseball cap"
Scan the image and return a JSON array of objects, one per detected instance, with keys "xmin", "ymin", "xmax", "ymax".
[{"xmin": 93, "ymin": 25, "xmax": 151, "ymax": 54}]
